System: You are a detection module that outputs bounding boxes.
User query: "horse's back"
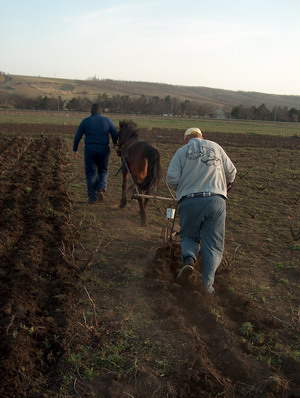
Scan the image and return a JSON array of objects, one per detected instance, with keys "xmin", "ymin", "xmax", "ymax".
[{"xmin": 128, "ymin": 140, "xmax": 161, "ymax": 191}]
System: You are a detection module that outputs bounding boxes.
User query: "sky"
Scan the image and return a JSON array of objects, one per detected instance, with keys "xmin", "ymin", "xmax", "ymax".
[{"xmin": 1, "ymin": 0, "xmax": 300, "ymax": 96}]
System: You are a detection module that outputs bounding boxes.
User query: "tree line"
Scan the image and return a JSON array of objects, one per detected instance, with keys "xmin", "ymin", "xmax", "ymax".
[
  {"xmin": 231, "ymin": 103, "xmax": 299, "ymax": 122},
  {"xmin": 0, "ymin": 92, "xmax": 220, "ymax": 117},
  {"xmin": 0, "ymin": 91, "xmax": 299, "ymax": 122}
]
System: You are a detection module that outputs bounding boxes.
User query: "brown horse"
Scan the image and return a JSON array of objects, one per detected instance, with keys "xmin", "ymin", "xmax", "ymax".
[{"xmin": 117, "ymin": 120, "xmax": 161, "ymax": 227}]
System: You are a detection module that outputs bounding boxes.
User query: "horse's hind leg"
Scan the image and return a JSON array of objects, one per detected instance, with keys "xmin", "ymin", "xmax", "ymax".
[
  {"xmin": 138, "ymin": 197, "xmax": 148, "ymax": 227},
  {"xmin": 119, "ymin": 172, "xmax": 128, "ymax": 209}
]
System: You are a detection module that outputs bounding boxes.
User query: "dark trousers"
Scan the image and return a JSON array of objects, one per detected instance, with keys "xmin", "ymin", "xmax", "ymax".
[{"xmin": 84, "ymin": 144, "xmax": 110, "ymax": 202}]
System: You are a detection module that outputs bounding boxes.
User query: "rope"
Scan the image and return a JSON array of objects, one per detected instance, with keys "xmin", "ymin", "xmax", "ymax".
[
  {"xmin": 119, "ymin": 148, "xmax": 179, "ymax": 242},
  {"xmin": 161, "ymin": 174, "xmax": 177, "ymax": 201}
]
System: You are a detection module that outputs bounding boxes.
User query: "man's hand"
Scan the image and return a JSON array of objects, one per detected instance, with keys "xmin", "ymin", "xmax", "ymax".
[
  {"xmin": 73, "ymin": 151, "xmax": 78, "ymax": 158},
  {"xmin": 113, "ymin": 143, "xmax": 122, "ymax": 157}
]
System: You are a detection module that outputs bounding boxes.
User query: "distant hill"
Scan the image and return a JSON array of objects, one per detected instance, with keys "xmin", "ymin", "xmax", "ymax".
[{"xmin": 1, "ymin": 74, "xmax": 300, "ymax": 110}]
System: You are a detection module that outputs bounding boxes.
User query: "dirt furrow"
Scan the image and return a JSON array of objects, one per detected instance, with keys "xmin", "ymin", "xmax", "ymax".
[
  {"xmin": 0, "ymin": 137, "xmax": 79, "ymax": 397},
  {"xmin": 146, "ymin": 243, "xmax": 299, "ymax": 396}
]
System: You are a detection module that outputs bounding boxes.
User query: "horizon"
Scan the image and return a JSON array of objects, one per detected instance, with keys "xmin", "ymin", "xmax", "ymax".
[
  {"xmin": 9, "ymin": 72, "xmax": 300, "ymax": 99},
  {"xmin": 1, "ymin": 0, "xmax": 300, "ymax": 96}
]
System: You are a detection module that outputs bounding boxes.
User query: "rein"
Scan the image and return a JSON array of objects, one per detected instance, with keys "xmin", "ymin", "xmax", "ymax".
[{"xmin": 120, "ymin": 150, "xmax": 140, "ymax": 197}]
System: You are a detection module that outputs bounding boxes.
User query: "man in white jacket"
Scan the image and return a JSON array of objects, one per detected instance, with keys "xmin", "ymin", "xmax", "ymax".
[{"xmin": 166, "ymin": 128, "xmax": 237, "ymax": 293}]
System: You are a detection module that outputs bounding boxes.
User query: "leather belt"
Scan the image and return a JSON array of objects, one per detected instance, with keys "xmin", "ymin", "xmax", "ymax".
[
  {"xmin": 180, "ymin": 192, "xmax": 223, "ymax": 201},
  {"xmin": 85, "ymin": 143, "xmax": 108, "ymax": 145}
]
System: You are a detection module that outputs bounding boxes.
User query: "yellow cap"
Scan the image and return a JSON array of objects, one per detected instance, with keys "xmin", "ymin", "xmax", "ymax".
[{"xmin": 184, "ymin": 127, "xmax": 202, "ymax": 139}]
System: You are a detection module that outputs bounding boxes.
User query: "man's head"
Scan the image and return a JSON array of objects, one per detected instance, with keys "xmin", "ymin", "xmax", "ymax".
[
  {"xmin": 184, "ymin": 127, "xmax": 202, "ymax": 143},
  {"xmin": 90, "ymin": 103, "xmax": 100, "ymax": 115}
]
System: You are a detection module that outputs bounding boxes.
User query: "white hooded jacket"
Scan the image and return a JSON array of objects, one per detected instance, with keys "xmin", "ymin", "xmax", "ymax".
[{"xmin": 166, "ymin": 137, "xmax": 237, "ymax": 201}]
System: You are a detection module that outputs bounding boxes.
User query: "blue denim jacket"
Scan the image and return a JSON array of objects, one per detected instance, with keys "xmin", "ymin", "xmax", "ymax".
[{"xmin": 73, "ymin": 114, "xmax": 118, "ymax": 151}]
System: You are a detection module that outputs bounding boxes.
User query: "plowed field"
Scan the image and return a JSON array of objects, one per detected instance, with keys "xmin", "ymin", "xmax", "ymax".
[
  {"xmin": 0, "ymin": 122, "xmax": 299, "ymax": 398},
  {"xmin": 0, "ymin": 134, "xmax": 79, "ymax": 396}
]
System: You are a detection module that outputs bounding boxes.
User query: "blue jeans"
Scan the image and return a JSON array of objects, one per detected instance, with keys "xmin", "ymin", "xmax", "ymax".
[
  {"xmin": 84, "ymin": 144, "xmax": 110, "ymax": 202},
  {"xmin": 178, "ymin": 196, "xmax": 226, "ymax": 290}
]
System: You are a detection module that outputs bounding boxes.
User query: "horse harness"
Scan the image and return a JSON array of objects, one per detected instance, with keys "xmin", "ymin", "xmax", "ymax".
[{"xmin": 118, "ymin": 139, "xmax": 145, "ymax": 196}]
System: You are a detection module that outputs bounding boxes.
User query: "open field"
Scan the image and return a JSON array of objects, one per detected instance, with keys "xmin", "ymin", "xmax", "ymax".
[
  {"xmin": 1, "ymin": 109, "xmax": 300, "ymax": 136},
  {"xmin": 0, "ymin": 119, "xmax": 299, "ymax": 397}
]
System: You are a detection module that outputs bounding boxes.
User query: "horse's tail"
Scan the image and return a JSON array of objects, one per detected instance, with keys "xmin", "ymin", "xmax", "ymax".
[{"xmin": 137, "ymin": 145, "xmax": 161, "ymax": 191}]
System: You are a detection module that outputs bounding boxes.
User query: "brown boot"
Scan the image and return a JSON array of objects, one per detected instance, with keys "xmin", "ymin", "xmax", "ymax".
[
  {"xmin": 98, "ymin": 189, "xmax": 105, "ymax": 202},
  {"xmin": 176, "ymin": 265, "xmax": 194, "ymax": 284}
]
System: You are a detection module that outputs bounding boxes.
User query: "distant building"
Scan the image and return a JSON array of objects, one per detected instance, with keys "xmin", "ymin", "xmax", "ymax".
[{"xmin": 213, "ymin": 109, "xmax": 226, "ymax": 119}]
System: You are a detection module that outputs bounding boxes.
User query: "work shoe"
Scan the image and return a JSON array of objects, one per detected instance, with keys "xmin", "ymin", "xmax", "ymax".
[
  {"xmin": 205, "ymin": 285, "xmax": 215, "ymax": 295},
  {"xmin": 176, "ymin": 265, "xmax": 194, "ymax": 284},
  {"xmin": 88, "ymin": 199, "xmax": 97, "ymax": 205},
  {"xmin": 98, "ymin": 190, "xmax": 105, "ymax": 202},
  {"xmin": 183, "ymin": 255, "xmax": 195, "ymax": 266}
]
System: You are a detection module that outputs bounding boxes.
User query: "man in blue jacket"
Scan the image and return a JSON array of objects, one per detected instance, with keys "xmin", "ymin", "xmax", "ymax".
[{"xmin": 73, "ymin": 103, "xmax": 118, "ymax": 204}]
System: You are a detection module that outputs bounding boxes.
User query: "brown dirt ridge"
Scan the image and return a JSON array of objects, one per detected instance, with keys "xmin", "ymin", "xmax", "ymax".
[
  {"xmin": 0, "ymin": 124, "xmax": 299, "ymax": 398},
  {"xmin": 0, "ymin": 135, "xmax": 79, "ymax": 396}
]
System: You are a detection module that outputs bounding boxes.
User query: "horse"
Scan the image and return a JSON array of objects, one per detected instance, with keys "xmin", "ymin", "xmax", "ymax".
[{"xmin": 117, "ymin": 119, "xmax": 162, "ymax": 227}]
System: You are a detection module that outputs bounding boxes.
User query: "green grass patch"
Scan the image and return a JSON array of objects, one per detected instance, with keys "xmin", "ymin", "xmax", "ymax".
[{"xmin": 0, "ymin": 110, "xmax": 299, "ymax": 136}]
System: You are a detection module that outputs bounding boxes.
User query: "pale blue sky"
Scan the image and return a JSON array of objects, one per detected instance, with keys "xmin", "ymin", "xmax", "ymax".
[{"xmin": 1, "ymin": 0, "xmax": 300, "ymax": 95}]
